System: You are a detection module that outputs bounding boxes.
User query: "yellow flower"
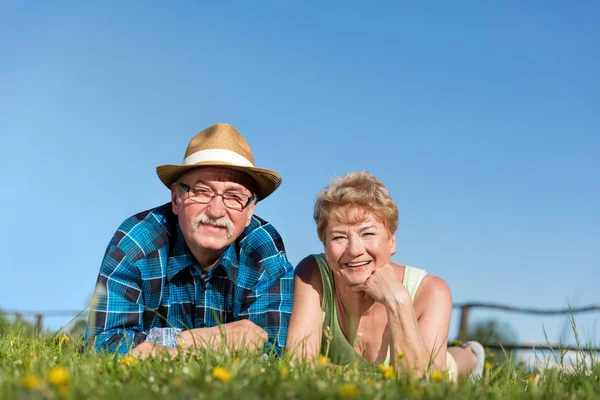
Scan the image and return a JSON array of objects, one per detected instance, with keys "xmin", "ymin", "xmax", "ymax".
[
  {"xmin": 48, "ymin": 366, "xmax": 70, "ymax": 386},
  {"xmin": 487, "ymin": 352, "xmax": 496, "ymax": 359},
  {"xmin": 58, "ymin": 334, "xmax": 70, "ymax": 344},
  {"xmin": 407, "ymin": 382, "xmax": 424, "ymax": 396},
  {"xmin": 366, "ymin": 378, "xmax": 377, "ymax": 387},
  {"xmin": 212, "ymin": 367, "xmax": 232, "ymax": 382},
  {"xmin": 317, "ymin": 355, "xmax": 330, "ymax": 366},
  {"xmin": 451, "ymin": 340, "xmax": 463, "ymax": 346},
  {"xmin": 527, "ymin": 373, "xmax": 538, "ymax": 385},
  {"xmin": 430, "ymin": 369, "xmax": 444, "ymax": 382},
  {"xmin": 396, "ymin": 352, "xmax": 404, "ymax": 359},
  {"xmin": 120, "ymin": 356, "xmax": 138, "ymax": 367},
  {"xmin": 337, "ymin": 383, "xmax": 359, "ymax": 397},
  {"xmin": 378, "ymin": 364, "xmax": 395, "ymax": 379},
  {"xmin": 22, "ymin": 375, "xmax": 42, "ymax": 390},
  {"xmin": 280, "ymin": 367, "xmax": 289, "ymax": 376},
  {"xmin": 484, "ymin": 362, "xmax": 493, "ymax": 372}
]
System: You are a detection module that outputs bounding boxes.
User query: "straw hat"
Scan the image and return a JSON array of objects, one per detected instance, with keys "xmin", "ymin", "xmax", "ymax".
[{"xmin": 156, "ymin": 123, "xmax": 282, "ymax": 201}]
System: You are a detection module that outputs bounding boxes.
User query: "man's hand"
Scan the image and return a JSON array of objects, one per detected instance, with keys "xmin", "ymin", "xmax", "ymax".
[
  {"xmin": 179, "ymin": 320, "xmax": 268, "ymax": 352},
  {"xmin": 348, "ymin": 264, "xmax": 411, "ymax": 308},
  {"xmin": 127, "ymin": 341, "xmax": 179, "ymax": 360}
]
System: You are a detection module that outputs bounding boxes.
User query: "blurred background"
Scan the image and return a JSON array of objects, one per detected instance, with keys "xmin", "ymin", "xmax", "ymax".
[{"xmin": 1, "ymin": 1, "xmax": 598, "ymax": 366}]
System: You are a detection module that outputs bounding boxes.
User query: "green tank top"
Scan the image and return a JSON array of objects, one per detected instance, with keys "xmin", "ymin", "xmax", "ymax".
[{"xmin": 314, "ymin": 253, "xmax": 428, "ymax": 370}]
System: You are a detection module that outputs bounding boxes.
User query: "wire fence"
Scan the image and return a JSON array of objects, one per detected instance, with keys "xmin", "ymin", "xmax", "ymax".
[
  {"xmin": 453, "ymin": 302, "xmax": 600, "ymax": 352},
  {"xmin": 2, "ymin": 303, "xmax": 600, "ymax": 352}
]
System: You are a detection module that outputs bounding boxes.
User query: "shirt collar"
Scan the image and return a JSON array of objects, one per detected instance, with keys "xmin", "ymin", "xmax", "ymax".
[
  {"xmin": 166, "ymin": 216, "xmax": 274, "ymax": 288},
  {"xmin": 165, "ymin": 223, "xmax": 244, "ymax": 283}
]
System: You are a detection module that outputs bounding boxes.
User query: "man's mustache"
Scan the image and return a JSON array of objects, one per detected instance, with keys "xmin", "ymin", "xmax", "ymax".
[{"xmin": 192, "ymin": 214, "xmax": 235, "ymax": 239}]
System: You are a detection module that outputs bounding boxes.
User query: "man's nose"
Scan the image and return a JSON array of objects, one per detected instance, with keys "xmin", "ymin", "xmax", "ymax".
[{"xmin": 205, "ymin": 194, "xmax": 227, "ymax": 218}]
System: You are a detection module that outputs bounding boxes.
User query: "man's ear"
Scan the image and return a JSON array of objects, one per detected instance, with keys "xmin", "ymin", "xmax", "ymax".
[
  {"xmin": 244, "ymin": 201, "xmax": 256, "ymax": 227},
  {"xmin": 390, "ymin": 234, "xmax": 397, "ymax": 256},
  {"xmin": 171, "ymin": 185, "xmax": 180, "ymax": 216}
]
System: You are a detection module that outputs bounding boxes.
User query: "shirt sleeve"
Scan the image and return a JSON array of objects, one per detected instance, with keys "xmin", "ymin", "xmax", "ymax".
[
  {"xmin": 240, "ymin": 253, "xmax": 295, "ymax": 356},
  {"xmin": 84, "ymin": 243, "xmax": 147, "ymax": 354}
]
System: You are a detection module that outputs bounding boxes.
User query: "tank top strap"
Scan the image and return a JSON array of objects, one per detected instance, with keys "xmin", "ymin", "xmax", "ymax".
[
  {"xmin": 402, "ymin": 265, "xmax": 428, "ymax": 302},
  {"xmin": 312, "ymin": 253, "xmax": 334, "ymax": 321}
]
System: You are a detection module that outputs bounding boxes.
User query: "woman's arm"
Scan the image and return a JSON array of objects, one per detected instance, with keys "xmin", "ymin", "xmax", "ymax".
[
  {"xmin": 350, "ymin": 266, "xmax": 452, "ymax": 376},
  {"xmin": 411, "ymin": 274, "xmax": 452, "ymax": 370},
  {"xmin": 386, "ymin": 273, "xmax": 452, "ymax": 374},
  {"xmin": 285, "ymin": 255, "xmax": 325, "ymax": 362}
]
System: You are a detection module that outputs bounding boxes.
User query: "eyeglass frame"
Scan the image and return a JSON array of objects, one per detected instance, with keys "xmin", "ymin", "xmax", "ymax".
[{"xmin": 178, "ymin": 182, "xmax": 256, "ymax": 211}]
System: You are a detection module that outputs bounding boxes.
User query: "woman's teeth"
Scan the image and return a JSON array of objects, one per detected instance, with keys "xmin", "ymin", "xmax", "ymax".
[{"xmin": 346, "ymin": 261, "xmax": 370, "ymax": 267}]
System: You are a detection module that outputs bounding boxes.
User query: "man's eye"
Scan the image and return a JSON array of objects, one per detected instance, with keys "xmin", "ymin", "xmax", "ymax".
[
  {"xmin": 192, "ymin": 188, "xmax": 213, "ymax": 196},
  {"xmin": 332, "ymin": 236, "xmax": 346, "ymax": 241},
  {"xmin": 224, "ymin": 193, "xmax": 244, "ymax": 201}
]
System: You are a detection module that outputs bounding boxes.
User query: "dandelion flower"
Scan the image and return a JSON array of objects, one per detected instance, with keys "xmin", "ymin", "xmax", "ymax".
[
  {"xmin": 48, "ymin": 366, "xmax": 70, "ymax": 386},
  {"xmin": 22, "ymin": 375, "xmax": 42, "ymax": 390},
  {"xmin": 396, "ymin": 351, "xmax": 404, "ymax": 359},
  {"xmin": 120, "ymin": 356, "xmax": 138, "ymax": 367},
  {"xmin": 212, "ymin": 367, "xmax": 232, "ymax": 382},
  {"xmin": 430, "ymin": 370, "xmax": 444, "ymax": 382},
  {"xmin": 58, "ymin": 334, "xmax": 70, "ymax": 344},
  {"xmin": 378, "ymin": 364, "xmax": 395, "ymax": 379},
  {"xmin": 280, "ymin": 367, "xmax": 289, "ymax": 376},
  {"xmin": 484, "ymin": 362, "xmax": 493, "ymax": 372},
  {"xmin": 407, "ymin": 382, "xmax": 424, "ymax": 396},
  {"xmin": 317, "ymin": 355, "xmax": 330, "ymax": 366},
  {"xmin": 527, "ymin": 373, "xmax": 538, "ymax": 385},
  {"xmin": 337, "ymin": 383, "xmax": 359, "ymax": 397}
]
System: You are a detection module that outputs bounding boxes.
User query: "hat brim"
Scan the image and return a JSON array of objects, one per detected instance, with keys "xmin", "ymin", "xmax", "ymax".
[{"xmin": 156, "ymin": 161, "xmax": 282, "ymax": 201}]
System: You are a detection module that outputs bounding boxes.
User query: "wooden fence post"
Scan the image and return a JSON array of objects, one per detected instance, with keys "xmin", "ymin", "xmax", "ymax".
[
  {"xmin": 458, "ymin": 305, "xmax": 471, "ymax": 341},
  {"xmin": 34, "ymin": 313, "xmax": 44, "ymax": 333}
]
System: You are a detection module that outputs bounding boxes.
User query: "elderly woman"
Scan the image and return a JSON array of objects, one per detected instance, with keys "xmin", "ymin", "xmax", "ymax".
[{"xmin": 287, "ymin": 172, "xmax": 484, "ymax": 380}]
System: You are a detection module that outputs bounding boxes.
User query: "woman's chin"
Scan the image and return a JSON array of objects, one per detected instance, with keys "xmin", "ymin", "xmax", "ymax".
[{"xmin": 341, "ymin": 271, "xmax": 371, "ymax": 286}]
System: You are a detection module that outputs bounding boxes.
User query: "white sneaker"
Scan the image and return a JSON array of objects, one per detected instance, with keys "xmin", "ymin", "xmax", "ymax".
[{"xmin": 462, "ymin": 340, "xmax": 485, "ymax": 380}]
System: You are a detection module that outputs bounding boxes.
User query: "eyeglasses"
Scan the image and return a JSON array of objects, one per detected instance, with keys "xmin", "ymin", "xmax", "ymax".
[{"xmin": 178, "ymin": 183, "xmax": 255, "ymax": 211}]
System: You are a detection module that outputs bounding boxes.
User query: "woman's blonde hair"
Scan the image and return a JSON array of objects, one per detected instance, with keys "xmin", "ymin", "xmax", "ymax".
[{"xmin": 313, "ymin": 171, "xmax": 398, "ymax": 243}]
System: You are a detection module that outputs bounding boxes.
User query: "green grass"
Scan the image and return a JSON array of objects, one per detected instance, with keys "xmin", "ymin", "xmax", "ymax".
[{"xmin": 0, "ymin": 329, "xmax": 598, "ymax": 399}]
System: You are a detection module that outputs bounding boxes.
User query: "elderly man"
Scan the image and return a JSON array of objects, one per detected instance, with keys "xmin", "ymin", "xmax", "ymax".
[{"xmin": 84, "ymin": 123, "xmax": 294, "ymax": 358}]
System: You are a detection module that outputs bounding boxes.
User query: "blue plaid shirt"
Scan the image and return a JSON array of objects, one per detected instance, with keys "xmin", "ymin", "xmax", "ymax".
[{"xmin": 84, "ymin": 203, "xmax": 294, "ymax": 355}]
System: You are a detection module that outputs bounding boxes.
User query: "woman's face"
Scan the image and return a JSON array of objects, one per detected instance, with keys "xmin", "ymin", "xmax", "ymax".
[{"xmin": 323, "ymin": 211, "xmax": 396, "ymax": 287}]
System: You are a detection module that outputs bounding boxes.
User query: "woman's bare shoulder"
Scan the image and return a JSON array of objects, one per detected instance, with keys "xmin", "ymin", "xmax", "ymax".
[
  {"xmin": 294, "ymin": 255, "xmax": 324, "ymax": 294},
  {"xmin": 414, "ymin": 273, "xmax": 452, "ymax": 313}
]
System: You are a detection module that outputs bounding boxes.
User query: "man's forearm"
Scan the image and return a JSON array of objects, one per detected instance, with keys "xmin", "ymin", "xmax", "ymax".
[{"xmin": 179, "ymin": 320, "xmax": 267, "ymax": 352}]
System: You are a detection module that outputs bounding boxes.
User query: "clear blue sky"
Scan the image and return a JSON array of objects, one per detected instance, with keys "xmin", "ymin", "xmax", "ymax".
[{"xmin": 1, "ymin": 1, "xmax": 598, "ymax": 347}]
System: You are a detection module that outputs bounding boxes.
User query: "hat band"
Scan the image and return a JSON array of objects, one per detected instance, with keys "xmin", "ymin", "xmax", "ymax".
[{"xmin": 183, "ymin": 149, "xmax": 254, "ymax": 167}]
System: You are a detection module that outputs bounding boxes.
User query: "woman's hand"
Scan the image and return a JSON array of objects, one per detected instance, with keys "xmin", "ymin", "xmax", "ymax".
[{"xmin": 348, "ymin": 264, "xmax": 411, "ymax": 308}]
